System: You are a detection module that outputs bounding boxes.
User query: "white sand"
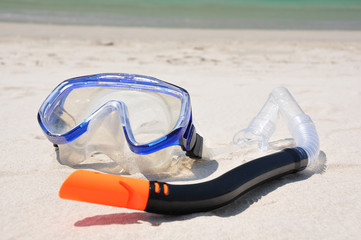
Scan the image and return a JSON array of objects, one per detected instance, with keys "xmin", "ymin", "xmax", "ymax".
[{"xmin": 1, "ymin": 22, "xmax": 361, "ymax": 239}]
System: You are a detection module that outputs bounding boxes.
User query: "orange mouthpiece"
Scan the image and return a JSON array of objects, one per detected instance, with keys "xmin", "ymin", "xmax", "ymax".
[{"xmin": 59, "ymin": 170, "xmax": 150, "ymax": 211}]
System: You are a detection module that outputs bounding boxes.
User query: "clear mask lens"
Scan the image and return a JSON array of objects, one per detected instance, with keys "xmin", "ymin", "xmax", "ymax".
[{"xmin": 46, "ymin": 87, "xmax": 182, "ymax": 144}]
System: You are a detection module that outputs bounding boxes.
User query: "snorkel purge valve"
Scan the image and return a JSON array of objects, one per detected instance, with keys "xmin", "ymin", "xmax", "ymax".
[{"xmin": 39, "ymin": 74, "xmax": 320, "ymax": 215}]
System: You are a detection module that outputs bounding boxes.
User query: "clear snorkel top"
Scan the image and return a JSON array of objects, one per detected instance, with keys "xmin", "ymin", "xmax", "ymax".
[{"xmin": 233, "ymin": 87, "xmax": 320, "ymax": 167}]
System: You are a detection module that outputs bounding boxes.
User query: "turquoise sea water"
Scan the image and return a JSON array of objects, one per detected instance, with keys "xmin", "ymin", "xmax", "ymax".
[{"xmin": 1, "ymin": 0, "xmax": 361, "ymax": 29}]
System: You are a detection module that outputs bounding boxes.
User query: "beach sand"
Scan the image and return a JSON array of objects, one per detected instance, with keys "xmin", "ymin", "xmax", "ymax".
[{"xmin": 0, "ymin": 22, "xmax": 361, "ymax": 239}]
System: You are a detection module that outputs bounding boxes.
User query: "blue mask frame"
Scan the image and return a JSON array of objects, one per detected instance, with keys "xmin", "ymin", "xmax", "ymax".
[{"xmin": 38, "ymin": 73, "xmax": 203, "ymax": 158}]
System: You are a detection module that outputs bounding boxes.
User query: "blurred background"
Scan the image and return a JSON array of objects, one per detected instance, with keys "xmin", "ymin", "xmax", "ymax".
[{"xmin": 1, "ymin": 0, "xmax": 361, "ymax": 30}]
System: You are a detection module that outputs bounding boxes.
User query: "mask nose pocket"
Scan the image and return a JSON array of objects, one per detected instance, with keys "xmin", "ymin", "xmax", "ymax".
[{"xmin": 85, "ymin": 102, "xmax": 127, "ymax": 162}]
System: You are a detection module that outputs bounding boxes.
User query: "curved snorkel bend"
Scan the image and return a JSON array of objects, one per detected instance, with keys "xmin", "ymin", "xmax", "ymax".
[
  {"xmin": 59, "ymin": 88, "xmax": 320, "ymax": 215},
  {"xmin": 233, "ymin": 87, "xmax": 320, "ymax": 166}
]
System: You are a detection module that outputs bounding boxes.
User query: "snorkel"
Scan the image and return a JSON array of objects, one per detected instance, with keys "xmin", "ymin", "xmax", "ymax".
[{"xmin": 58, "ymin": 86, "xmax": 320, "ymax": 215}]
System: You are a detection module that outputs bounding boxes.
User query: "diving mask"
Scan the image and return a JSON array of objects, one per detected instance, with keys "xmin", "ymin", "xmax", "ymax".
[{"xmin": 38, "ymin": 73, "xmax": 203, "ymax": 173}]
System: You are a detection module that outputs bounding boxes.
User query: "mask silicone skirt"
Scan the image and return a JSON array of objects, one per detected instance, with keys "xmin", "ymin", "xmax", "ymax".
[{"xmin": 38, "ymin": 73, "xmax": 204, "ymax": 174}]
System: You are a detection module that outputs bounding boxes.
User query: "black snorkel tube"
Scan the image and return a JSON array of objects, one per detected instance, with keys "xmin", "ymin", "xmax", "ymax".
[
  {"xmin": 145, "ymin": 147, "xmax": 308, "ymax": 214},
  {"xmin": 59, "ymin": 88, "xmax": 320, "ymax": 215}
]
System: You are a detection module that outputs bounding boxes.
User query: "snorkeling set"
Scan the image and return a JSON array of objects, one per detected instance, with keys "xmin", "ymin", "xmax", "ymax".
[{"xmin": 38, "ymin": 73, "xmax": 319, "ymax": 215}]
